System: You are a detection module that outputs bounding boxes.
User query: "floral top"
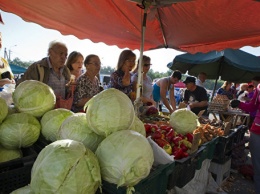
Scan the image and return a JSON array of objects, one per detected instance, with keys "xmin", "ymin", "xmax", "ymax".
[
  {"xmin": 72, "ymin": 74, "xmax": 100, "ymax": 112},
  {"xmin": 109, "ymin": 69, "xmax": 133, "ymax": 97},
  {"xmin": 217, "ymin": 88, "xmax": 234, "ymax": 100}
]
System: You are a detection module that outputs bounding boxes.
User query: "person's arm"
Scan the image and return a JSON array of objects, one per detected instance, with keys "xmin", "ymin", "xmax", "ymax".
[
  {"xmin": 189, "ymin": 100, "xmax": 208, "ymax": 109},
  {"xmin": 160, "ymin": 79, "xmax": 173, "ymax": 113},
  {"xmin": 121, "ymin": 65, "xmax": 131, "ymax": 86},
  {"xmin": 0, "ymin": 78, "xmax": 15, "ymax": 87},
  {"xmin": 169, "ymin": 86, "xmax": 177, "ymax": 112}
]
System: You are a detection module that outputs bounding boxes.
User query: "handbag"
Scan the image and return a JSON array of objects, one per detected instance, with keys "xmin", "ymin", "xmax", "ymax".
[{"xmin": 55, "ymin": 85, "xmax": 75, "ymax": 110}]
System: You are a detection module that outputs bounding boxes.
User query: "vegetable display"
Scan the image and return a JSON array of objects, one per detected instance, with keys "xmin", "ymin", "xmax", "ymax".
[
  {"xmin": 13, "ymin": 80, "xmax": 56, "ymax": 117},
  {"xmin": 30, "ymin": 139, "xmax": 101, "ymax": 194},
  {"xmin": 58, "ymin": 113, "xmax": 104, "ymax": 152},
  {"xmin": 0, "ymin": 97, "xmax": 8, "ymax": 123},
  {"xmin": 85, "ymin": 88, "xmax": 135, "ymax": 137},
  {"xmin": 41, "ymin": 108, "xmax": 74, "ymax": 142},
  {"xmin": 0, "ymin": 113, "xmax": 41, "ymax": 149},
  {"xmin": 95, "ymin": 130, "xmax": 154, "ymax": 194}
]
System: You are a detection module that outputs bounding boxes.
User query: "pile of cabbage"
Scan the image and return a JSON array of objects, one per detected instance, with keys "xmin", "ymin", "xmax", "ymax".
[{"xmin": 6, "ymin": 88, "xmax": 153, "ymax": 194}]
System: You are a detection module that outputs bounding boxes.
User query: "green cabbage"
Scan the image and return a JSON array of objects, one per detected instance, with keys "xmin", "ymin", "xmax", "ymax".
[
  {"xmin": 13, "ymin": 80, "xmax": 56, "ymax": 117},
  {"xmin": 58, "ymin": 113, "xmax": 105, "ymax": 152},
  {"xmin": 0, "ymin": 97, "xmax": 8, "ymax": 123},
  {"xmin": 84, "ymin": 88, "xmax": 135, "ymax": 137},
  {"xmin": 30, "ymin": 139, "xmax": 101, "ymax": 194},
  {"xmin": 10, "ymin": 185, "xmax": 33, "ymax": 194},
  {"xmin": 129, "ymin": 115, "xmax": 146, "ymax": 136},
  {"xmin": 0, "ymin": 145, "xmax": 22, "ymax": 163},
  {"xmin": 95, "ymin": 130, "xmax": 154, "ymax": 193},
  {"xmin": 41, "ymin": 108, "xmax": 74, "ymax": 142},
  {"xmin": 169, "ymin": 108, "xmax": 199, "ymax": 134},
  {"xmin": 0, "ymin": 113, "xmax": 41, "ymax": 149}
]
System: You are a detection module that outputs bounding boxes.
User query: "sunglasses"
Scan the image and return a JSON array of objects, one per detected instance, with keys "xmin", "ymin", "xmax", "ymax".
[{"xmin": 144, "ymin": 64, "xmax": 152, "ymax": 67}]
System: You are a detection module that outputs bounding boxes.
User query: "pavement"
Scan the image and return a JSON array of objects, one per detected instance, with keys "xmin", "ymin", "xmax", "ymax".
[{"xmin": 217, "ymin": 132, "xmax": 256, "ymax": 194}]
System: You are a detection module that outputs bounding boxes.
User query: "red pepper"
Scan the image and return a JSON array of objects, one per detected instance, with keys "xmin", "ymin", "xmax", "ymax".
[
  {"xmin": 172, "ymin": 136, "xmax": 182, "ymax": 146},
  {"xmin": 154, "ymin": 138, "xmax": 172, "ymax": 155},
  {"xmin": 151, "ymin": 131, "xmax": 162, "ymax": 139},
  {"xmin": 160, "ymin": 125, "xmax": 172, "ymax": 132},
  {"xmin": 144, "ymin": 123, "xmax": 152, "ymax": 133},
  {"xmin": 186, "ymin": 133, "xmax": 194, "ymax": 143},
  {"xmin": 174, "ymin": 148, "xmax": 184, "ymax": 159},
  {"xmin": 150, "ymin": 124, "xmax": 159, "ymax": 132},
  {"xmin": 165, "ymin": 129, "xmax": 175, "ymax": 142},
  {"xmin": 180, "ymin": 143, "xmax": 188, "ymax": 152}
]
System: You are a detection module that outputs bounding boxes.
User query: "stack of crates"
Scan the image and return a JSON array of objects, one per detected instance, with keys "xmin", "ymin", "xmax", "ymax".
[
  {"xmin": 99, "ymin": 162, "xmax": 175, "ymax": 194},
  {"xmin": 167, "ymin": 146, "xmax": 205, "ymax": 189},
  {"xmin": 212, "ymin": 130, "xmax": 236, "ymax": 164},
  {"xmin": 0, "ymin": 147, "xmax": 37, "ymax": 193}
]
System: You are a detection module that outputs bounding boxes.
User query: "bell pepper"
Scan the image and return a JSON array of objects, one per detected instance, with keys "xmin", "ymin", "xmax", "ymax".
[
  {"xmin": 180, "ymin": 143, "xmax": 188, "ymax": 152},
  {"xmin": 151, "ymin": 131, "xmax": 162, "ymax": 139},
  {"xmin": 180, "ymin": 139, "xmax": 192, "ymax": 149},
  {"xmin": 172, "ymin": 136, "xmax": 182, "ymax": 146},
  {"xmin": 165, "ymin": 129, "xmax": 175, "ymax": 142},
  {"xmin": 186, "ymin": 133, "xmax": 194, "ymax": 143},
  {"xmin": 154, "ymin": 138, "xmax": 172, "ymax": 155}
]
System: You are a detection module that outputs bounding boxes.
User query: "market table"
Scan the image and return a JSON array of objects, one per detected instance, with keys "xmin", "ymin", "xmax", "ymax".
[{"xmin": 209, "ymin": 110, "xmax": 250, "ymax": 128}]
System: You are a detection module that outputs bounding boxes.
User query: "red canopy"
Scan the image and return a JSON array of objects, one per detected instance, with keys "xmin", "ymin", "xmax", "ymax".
[{"xmin": 1, "ymin": 0, "xmax": 260, "ymax": 53}]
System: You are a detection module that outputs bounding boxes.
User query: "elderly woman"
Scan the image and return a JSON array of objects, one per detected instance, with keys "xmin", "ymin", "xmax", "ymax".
[
  {"xmin": 72, "ymin": 54, "xmax": 101, "ymax": 112},
  {"xmin": 109, "ymin": 49, "xmax": 136, "ymax": 101}
]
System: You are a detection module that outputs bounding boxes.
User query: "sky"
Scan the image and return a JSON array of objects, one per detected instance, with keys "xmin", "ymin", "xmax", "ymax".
[{"xmin": 1, "ymin": 10, "xmax": 260, "ymax": 73}]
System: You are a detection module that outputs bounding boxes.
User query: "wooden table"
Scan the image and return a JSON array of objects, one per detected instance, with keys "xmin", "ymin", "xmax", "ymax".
[{"xmin": 209, "ymin": 110, "xmax": 250, "ymax": 128}]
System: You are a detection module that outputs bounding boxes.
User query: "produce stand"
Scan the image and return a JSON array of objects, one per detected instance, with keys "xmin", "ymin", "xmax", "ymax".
[
  {"xmin": 0, "ymin": 147, "xmax": 37, "ymax": 194},
  {"xmin": 99, "ymin": 162, "xmax": 175, "ymax": 194}
]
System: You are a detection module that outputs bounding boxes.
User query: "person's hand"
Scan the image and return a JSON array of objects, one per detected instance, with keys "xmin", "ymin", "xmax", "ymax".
[{"xmin": 230, "ymin": 100, "xmax": 240, "ymax": 108}]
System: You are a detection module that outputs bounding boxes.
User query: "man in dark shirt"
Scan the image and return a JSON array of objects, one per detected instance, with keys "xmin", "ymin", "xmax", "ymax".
[{"xmin": 183, "ymin": 76, "xmax": 208, "ymax": 115}]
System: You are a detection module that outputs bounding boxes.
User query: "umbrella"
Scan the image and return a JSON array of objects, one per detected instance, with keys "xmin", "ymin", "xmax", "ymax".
[
  {"xmin": 167, "ymin": 49, "xmax": 260, "ymax": 82},
  {"xmin": 167, "ymin": 49, "xmax": 260, "ymax": 98},
  {"xmin": 10, "ymin": 64, "xmax": 27, "ymax": 74}
]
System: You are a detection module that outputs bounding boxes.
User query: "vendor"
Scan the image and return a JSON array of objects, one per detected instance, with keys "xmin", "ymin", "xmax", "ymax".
[
  {"xmin": 183, "ymin": 76, "xmax": 208, "ymax": 116},
  {"xmin": 0, "ymin": 32, "xmax": 15, "ymax": 87}
]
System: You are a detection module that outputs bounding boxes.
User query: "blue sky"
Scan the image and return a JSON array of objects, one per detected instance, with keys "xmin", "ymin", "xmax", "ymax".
[{"xmin": 1, "ymin": 10, "xmax": 260, "ymax": 73}]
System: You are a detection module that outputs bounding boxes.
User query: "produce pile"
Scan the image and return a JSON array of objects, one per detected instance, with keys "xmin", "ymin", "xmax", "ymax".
[{"xmin": 0, "ymin": 81, "xmax": 154, "ymax": 194}]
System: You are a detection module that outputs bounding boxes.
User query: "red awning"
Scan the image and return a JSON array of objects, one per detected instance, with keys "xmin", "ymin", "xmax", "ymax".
[{"xmin": 1, "ymin": 0, "xmax": 260, "ymax": 53}]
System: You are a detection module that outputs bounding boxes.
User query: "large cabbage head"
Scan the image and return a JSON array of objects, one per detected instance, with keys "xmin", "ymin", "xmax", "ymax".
[
  {"xmin": 41, "ymin": 108, "xmax": 74, "ymax": 142},
  {"xmin": 95, "ymin": 130, "xmax": 154, "ymax": 193},
  {"xmin": 13, "ymin": 80, "xmax": 56, "ymax": 117},
  {"xmin": 30, "ymin": 139, "xmax": 101, "ymax": 194},
  {"xmin": 0, "ymin": 97, "xmax": 8, "ymax": 123},
  {"xmin": 169, "ymin": 108, "xmax": 199, "ymax": 134},
  {"xmin": 0, "ymin": 113, "xmax": 41, "ymax": 149},
  {"xmin": 58, "ymin": 113, "xmax": 105, "ymax": 152},
  {"xmin": 84, "ymin": 88, "xmax": 135, "ymax": 137},
  {"xmin": 10, "ymin": 185, "xmax": 33, "ymax": 194},
  {"xmin": 129, "ymin": 115, "xmax": 146, "ymax": 137},
  {"xmin": 0, "ymin": 145, "xmax": 22, "ymax": 163}
]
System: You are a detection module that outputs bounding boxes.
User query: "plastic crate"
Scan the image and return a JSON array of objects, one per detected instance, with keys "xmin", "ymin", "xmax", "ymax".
[
  {"xmin": 33, "ymin": 134, "xmax": 52, "ymax": 154},
  {"xmin": 197, "ymin": 137, "xmax": 219, "ymax": 169},
  {"xmin": 230, "ymin": 125, "xmax": 248, "ymax": 144},
  {"xmin": 0, "ymin": 147, "xmax": 37, "ymax": 194},
  {"xmin": 167, "ymin": 146, "xmax": 205, "ymax": 189},
  {"xmin": 100, "ymin": 162, "xmax": 175, "ymax": 194},
  {"xmin": 212, "ymin": 130, "xmax": 236, "ymax": 164}
]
